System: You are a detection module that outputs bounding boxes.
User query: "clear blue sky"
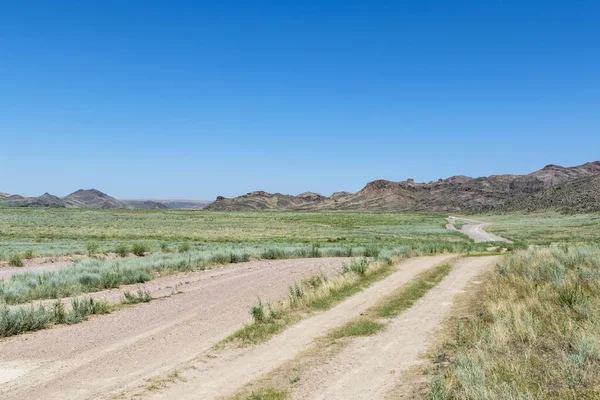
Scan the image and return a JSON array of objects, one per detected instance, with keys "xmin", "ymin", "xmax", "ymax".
[{"xmin": 1, "ymin": 1, "xmax": 599, "ymax": 199}]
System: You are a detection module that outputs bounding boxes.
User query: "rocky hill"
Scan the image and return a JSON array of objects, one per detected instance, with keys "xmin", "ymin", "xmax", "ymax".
[
  {"xmin": 60, "ymin": 189, "xmax": 129, "ymax": 209},
  {"xmin": 1, "ymin": 189, "xmax": 164, "ymax": 210},
  {"xmin": 503, "ymin": 174, "xmax": 600, "ymax": 213},
  {"xmin": 207, "ymin": 191, "xmax": 329, "ymax": 211},
  {"xmin": 124, "ymin": 200, "xmax": 169, "ymax": 210},
  {"xmin": 206, "ymin": 161, "xmax": 600, "ymax": 212},
  {"xmin": 127, "ymin": 199, "xmax": 212, "ymax": 210}
]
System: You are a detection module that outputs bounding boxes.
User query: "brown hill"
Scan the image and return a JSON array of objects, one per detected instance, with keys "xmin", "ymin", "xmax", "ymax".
[
  {"xmin": 206, "ymin": 161, "xmax": 600, "ymax": 212},
  {"xmin": 6, "ymin": 193, "xmax": 67, "ymax": 208},
  {"xmin": 125, "ymin": 200, "xmax": 169, "ymax": 210},
  {"xmin": 207, "ymin": 190, "xmax": 328, "ymax": 211},
  {"xmin": 503, "ymin": 174, "xmax": 600, "ymax": 213},
  {"xmin": 63, "ymin": 189, "xmax": 131, "ymax": 209}
]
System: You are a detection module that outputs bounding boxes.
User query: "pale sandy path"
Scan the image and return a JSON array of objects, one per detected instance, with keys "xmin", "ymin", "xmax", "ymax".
[
  {"xmin": 141, "ymin": 254, "xmax": 457, "ymax": 400},
  {"xmin": 289, "ymin": 256, "xmax": 498, "ymax": 400},
  {"xmin": 0, "ymin": 257, "xmax": 351, "ymax": 400},
  {"xmin": 447, "ymin": 217, "xmax": 512, "ymax": 243}
]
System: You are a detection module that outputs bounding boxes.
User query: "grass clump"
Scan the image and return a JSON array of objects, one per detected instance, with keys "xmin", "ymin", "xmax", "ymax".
[
  {"xmin": 86, "ymin": 242, "xmax": 99, "ymax": 257},
  {"xmin": 115, "ymin": 243, "xmax": 130, "ymax": 257},
  {"xmin": 122, "ymin": 287, "xmax": 153, "ymax": 304},
  {"xmin": 327, "ymin": 262, "xmax": 453, "ymax": 341},
  {"xmin": 244, "ymin": 388, "xmax": 287, "ymax": 400},
  {"xmin": 8, "ymin": 254, "xmax": 23, "ymax": 267},
  {"xmin": 132, "ymin": 243, "xmax": 149, "ymax": 257},
  {"xmin": 0, "ymin": 297, "xmax": 110, "ymax": 337},
  {"xmin": 178, "ymin": 242, "xmax": 191, "ymax": 253},
  {"xmin": 328, "ymin": 318, "xmax": 385, "ymax": 340},
  {"xmin": 375, "ymin": 263, "xmax": 452, "ymax": 318},
  {"xmin": 341, "ymin": 258, "xmax": 369, "ymax": 276},
  {"xmin": 429, "ymin": 245, "xmax": 600, "ymax": 399}
]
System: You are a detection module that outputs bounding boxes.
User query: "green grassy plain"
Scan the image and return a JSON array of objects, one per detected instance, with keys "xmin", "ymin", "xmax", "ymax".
[
  {"xmin": 481, "ymin": 212, "xmax": 600, "ymax": 245},
  {"xmin": 0, "ymin": 209, "xmax": 472, "ymax": 261}
]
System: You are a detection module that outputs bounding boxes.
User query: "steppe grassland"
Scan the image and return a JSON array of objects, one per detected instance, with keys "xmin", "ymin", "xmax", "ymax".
[
  {"xmin": 482, "ymin": 212, "xmax": 600, "ymax": 245},
  {"xmin": 0, "ymin": 209, "xmax": 472, "ymax": 261},
  {"xmin": 430, "ymin": 245, "xmax": 600, "ymax": 399}
]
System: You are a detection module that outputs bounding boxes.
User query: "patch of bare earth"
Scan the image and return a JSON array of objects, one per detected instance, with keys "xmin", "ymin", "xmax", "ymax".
[
  {"xmin": 132, "ymin": 255, "xmax": 456, "ymax": 400},
  {"xmin": 0, "ymin": 257, "xmax": 350, "ymax": 400}
]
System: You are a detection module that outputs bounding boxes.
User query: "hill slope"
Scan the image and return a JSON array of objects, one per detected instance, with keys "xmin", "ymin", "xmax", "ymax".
[
  {"xmin": 503, "ymin": 174, "xmax": 600, "ymax": 213},
  {"xmin": 63, "ymin": 189, "xmax": 131, "ymax": 209},
  {"xmin": 206, "ymin": 161, "xmax": 600, "ymax": 212}
]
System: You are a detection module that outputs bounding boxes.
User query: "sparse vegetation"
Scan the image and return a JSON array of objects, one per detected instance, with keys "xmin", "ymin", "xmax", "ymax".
[
  {"xmin": 115, "ymin": 243, "xmax": 130, "ymax": 257},
  {"xmin": 86, "ymin": 241, "xmax": 99, "ymax": 256},
  {"xmin": 375, "ymin": 263, "xmax": 452, "ymax": 318},
  {"xmin": 8, "ymin": 254, "xmax": 23, "ymax": 267},
  {"xmin": 328, "ymin": 318, "xmax": 385, "ymax": 339},
  {"xmin": 132, "ymin": 242, "xmax": 149, "ymax": 256},
  {"xmin": 178, "ymin": 242, "xmax": 191, "ymax": 253},
  {"xmin": 221, "ymin": 256, "xmax": 399, "ymax": 347},
  {"xmin": 243, "ymin": 388, "xmax": 287, "ymax": 400},
  {"xmin": 327, "ymin": 262, "xmax": 453, "ymax": 341},
  {"xmin": 0, "ymin": 297, "xmax": 110, "ymax": 337},
  {"xmin": 453, "ymin": 220, "xmax": 468, "ymax": 230},
  {"xmin": 429, "ymin": 246, "xmax": 600, "ymax": 399},
  {"xmin": 122, "ymin": 287, "xmax": 153, "ymax": 304}
]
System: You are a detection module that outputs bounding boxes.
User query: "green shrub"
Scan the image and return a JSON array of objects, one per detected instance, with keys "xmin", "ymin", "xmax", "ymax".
[
  {"xmin": 122, "ymin": 288, "xmax": 153, "ymax": 304},
  {"xmin": 8, "ymin": 254, "xmax": 23, "ymax": 267},
  {"xmin": 115, "ymin": 244, "xmax": 129, "ymax": 257},
  {"xmin": 261, "ymin": 248, "xmax": 286, "ymax": 260},
  {"xmin": 178, "ymin": 242, "xmax": 191, "ymax": 253},
  {"xmin": 342, "ymin": 259, "xmax": 369, "ymax": 276},
  {"xmin": 23, "ymin": 249, "xmax": 34, "ymax": 260},
  {"xmin": 132, "ymin": 243, "xmax": 149, "ymax": 257},
  {"xmin": 86, "ymin": 242, "xmax": 99, "ymax": 256}
]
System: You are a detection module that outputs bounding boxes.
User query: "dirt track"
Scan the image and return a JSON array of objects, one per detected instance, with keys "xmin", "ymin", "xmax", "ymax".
[
  {"xmin": 447, "ymin": 217, "xmax": 512, "ymax": 243},
  {"xmin": 288, "ymin": 256, "xmax": 498, "ymax": 399},
  {"xmin": 0, "ymin": 254, "xmax": 495, "ymax": 399},
  {"xmin": 136, "ymin": 255, "xmax": 457, "ymax": 399},
  {"xmin": 0, "ymin": 257, "xmax": 350, "ymax": 400}
]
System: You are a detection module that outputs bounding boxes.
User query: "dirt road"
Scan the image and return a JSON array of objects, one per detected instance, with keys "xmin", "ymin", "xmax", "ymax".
[
  {"xmin": 138, "ymin": 255, "xmax": 457, "ymax": 400},
  {"xmin": 0, "ymin": 257, "xmax": 350, "ymax": 400},
  {"xmin": 447, "ymin": 217, "xmax": 512, "ymax": 243},
  {"xmin": 287, "ymin": 256, "xmax": 498, "ymax": 399}
]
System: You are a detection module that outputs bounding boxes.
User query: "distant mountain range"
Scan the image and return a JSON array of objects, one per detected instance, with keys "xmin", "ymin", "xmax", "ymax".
[
  {"xmin": 205, "ymin": 161, "xmax": 600, "ymax": 213},
  {"xmin": 0, "ymin": 189, "xmax": 211, "ymax": 210},
  {"xmin": 2, "ymin": 161, "xmax": 599, "ymax": 213}
]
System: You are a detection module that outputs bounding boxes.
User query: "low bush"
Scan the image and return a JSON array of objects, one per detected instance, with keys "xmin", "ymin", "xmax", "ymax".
[
  {"xmin": 132, "ymin": 243, "xmax": 149, "ymax": 257},
  {"xmin": 115, "ymin": 243, "xmax": 129, "ymax": 257},
  {"xmin": 122, "ymin": 287, "xmax": 153, "ymax": 304},
  {"xmin": 178, "ymin": 242, "xmax": 191, "ymax": 253},
  {"xmin": 86, "ymin": 242, "xmax": 99, "ymax": 257},
  {"xmin": 8, "ymin": 254, "xmax": 23, "ymax": 267}
]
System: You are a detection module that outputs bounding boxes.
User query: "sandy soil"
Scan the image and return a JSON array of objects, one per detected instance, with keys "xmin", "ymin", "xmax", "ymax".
[
  {"xmin": 286, "ymin": 256, "xmax": 498, "ymax": 399},
  {"xmin": 135, "ymin": 255, "xmax": 457, "ymax": 400},
  {"xmin": 0, "ymin": 257, "xmax": 350, "ymax": 400}
]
